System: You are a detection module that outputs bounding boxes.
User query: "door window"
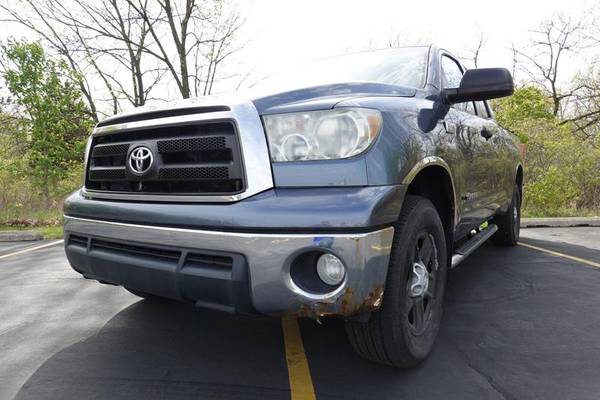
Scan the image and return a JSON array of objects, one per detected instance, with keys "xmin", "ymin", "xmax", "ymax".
[
  {"xmin": 484, "ymin": 101, "xmax": 495, "ymax": 118},
  {"xmin": 441, "ymin": 56, "xmax": 463, "ymax": 89},
  {"xmin": 441, "ymin": 56, "xmax": 475, "ymax": 115},
  {"xmin": 475, "ymin": 101, "xmax": 490, "ymax": 118}
]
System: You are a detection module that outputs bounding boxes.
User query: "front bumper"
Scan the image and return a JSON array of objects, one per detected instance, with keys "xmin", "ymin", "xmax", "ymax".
[{"xmin": 64, "ymin": 216, "xmax": 394, "ymax": 317}]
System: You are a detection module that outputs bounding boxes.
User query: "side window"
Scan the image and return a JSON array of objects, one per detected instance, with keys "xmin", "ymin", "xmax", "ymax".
[
  {"xmin": 441, "ymin": 56, "xmax": 476, "ymax": 115},
  {"xmin": 484, "ymin": 101, "xmax": 495, "ymax": 119},
  {"xmin": 465, "ymin": 101, "xmax": 476, "ymax": 115},
  {"xmin": 475, "ymin": 101, "xmax": 489, "ymax": 118},
  {"xmin": 441, "ymin": 56, "xmax": 463, "ymax": 89}
]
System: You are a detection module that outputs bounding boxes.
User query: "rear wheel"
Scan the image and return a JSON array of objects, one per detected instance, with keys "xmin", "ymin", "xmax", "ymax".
[
  {"xmin": 493, "ymin": 184, "xmax": 521, "ymax": 246},
  {"xmin": 345, "ymin": 195, "xmax": 448, "ymax": 368}
]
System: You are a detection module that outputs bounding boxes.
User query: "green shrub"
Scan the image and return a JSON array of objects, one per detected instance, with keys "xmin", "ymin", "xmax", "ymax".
[
  {"xmin": 1, "ymin": 40, "xmax": 92, "ymax": 208},
  {"xmin": 494, "ymin": 87, "xmax": 600, "ymax": 217}
]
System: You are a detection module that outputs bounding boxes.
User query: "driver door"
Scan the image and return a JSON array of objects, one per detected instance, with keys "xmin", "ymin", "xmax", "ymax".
[{"xmin": 440, "ymin": 55, "xmax": 489, "ymax": 234}]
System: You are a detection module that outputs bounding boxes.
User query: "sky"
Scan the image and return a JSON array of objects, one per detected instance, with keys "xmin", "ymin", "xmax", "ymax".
[
  {"xmin": 231, "ymin": 0, "xmax": 596, "ymax": 89},
  {"xmin": 0, "ymin": 0, "xmax": 597, "ymax": 111}
]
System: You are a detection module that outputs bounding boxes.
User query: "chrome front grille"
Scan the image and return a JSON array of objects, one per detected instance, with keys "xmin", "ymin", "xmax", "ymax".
[
  {"xmin": 82, "ymin": 98, "xmax": 273, "ymax": 203},
  {"xmin": 86, "ymin": 121, "xmax": 245, "ymax": 195}
]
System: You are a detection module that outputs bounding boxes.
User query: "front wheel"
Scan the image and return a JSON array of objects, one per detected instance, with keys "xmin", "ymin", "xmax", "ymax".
[
  {"xmin": 345, "ymin": 195, "xmax": 448, "ymax": 368},
  {"xmin": 125, "ymin": 287, "xmax": 165, "ymax": 300}
]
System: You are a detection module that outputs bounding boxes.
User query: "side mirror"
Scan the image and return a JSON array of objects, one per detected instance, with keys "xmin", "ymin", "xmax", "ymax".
[{"xmin": 445, "ymin": 68, "xmax": 514, "ymax": 104}]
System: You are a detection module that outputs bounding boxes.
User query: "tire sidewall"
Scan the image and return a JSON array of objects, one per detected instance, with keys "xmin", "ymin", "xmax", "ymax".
[
  {"xmin": 512, "ymin": 186, "xmax": 521, "ymax": 242},
  {"xmin": 382, "ymin": 200, "xmax": 448, "ymax": 362}
]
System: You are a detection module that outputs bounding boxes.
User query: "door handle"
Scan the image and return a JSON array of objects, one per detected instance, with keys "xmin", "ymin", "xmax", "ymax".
[{"xmin": 481, "ymin": 128, "xmax": 494, "ymax": 140}]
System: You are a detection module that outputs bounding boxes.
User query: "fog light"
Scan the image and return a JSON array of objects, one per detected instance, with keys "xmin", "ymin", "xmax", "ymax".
[{"xmin": 316, "ymin": 253, "xmax": 346, "ymax": 286}]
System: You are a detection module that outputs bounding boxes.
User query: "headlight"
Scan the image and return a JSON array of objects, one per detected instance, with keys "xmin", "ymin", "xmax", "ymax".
[{"xmin": 263, "ymin": 108, "xmax": 382, "ymax": 162}]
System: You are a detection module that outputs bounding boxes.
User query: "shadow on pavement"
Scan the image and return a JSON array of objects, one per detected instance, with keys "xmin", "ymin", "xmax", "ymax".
[
  {"xmin": 15, "ymin": 300, "xmax": 290, "ymax": 400},
  {"xmin": 15, "ymin": 240, "xmax": 600, "ymax": 400}
]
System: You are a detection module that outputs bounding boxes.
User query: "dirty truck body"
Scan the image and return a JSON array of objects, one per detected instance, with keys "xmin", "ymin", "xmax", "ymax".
[{"xmin": 64, "ymin": 46, "xmax": 522, "ymax": 367}]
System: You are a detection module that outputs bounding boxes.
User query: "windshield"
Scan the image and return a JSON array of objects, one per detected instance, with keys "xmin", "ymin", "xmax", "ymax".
[{"xmin": 249, "ymin": 46, "xmax": 429, "ymax": 94}]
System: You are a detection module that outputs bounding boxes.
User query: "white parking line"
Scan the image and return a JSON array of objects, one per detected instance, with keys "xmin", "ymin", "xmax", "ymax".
[{"xmin": 0, "ymin": 240, "xmax": 64, "ymax": 260}]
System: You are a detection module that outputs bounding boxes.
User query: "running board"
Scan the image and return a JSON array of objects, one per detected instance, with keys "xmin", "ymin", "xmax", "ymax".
[{"xmin": 451, "ymin": 224, "xmax": 498, "ymax": 269}]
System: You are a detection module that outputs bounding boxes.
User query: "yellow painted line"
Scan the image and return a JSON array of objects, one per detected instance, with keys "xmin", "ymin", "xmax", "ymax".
[
  {"xmin": 281, "ymin": 316, "xmax": 316, "ymax": 400},
  {"xmin": 518, "ymin": 242, "xmax": 600, "ymax": 270},
  {"xmin": 0, "ymin": 240, "xmax": 64, "ymax": 260}
]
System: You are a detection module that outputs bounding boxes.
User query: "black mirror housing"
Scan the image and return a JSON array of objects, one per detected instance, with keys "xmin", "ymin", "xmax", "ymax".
[{"xmin": 445, "ymin": 68, "xmax": 514, "ymax": 104}]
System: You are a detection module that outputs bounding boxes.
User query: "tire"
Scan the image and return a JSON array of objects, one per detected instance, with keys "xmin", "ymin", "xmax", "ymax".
[
  {"xmin": 125, "ymin": 287, "xmax": 164, "ymax": 300},
  {"xmin": 345, "ymin": 195, "xmax": 448, "ymax": 368},
  {"xmin": 492, "ymin": 184, "xmax": 521, "ymax": 246}
]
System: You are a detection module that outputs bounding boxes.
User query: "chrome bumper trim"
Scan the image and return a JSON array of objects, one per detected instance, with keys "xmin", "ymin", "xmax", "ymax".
[
  {"xmin": 64, "ymin": 216, "xmax": 395, "ymax": 317},
  {"xmin": 80, "ymin": 188, "xmax": 252, "ymax": 203}
]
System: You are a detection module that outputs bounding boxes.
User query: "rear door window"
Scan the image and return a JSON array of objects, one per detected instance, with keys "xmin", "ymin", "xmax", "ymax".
[{"xmin": 475, "ymin": 101, "xmax": 490, "ymax": 118}]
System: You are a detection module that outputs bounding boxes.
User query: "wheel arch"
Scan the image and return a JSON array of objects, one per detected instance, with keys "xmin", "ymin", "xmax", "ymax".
[
  {"xmin": 515, "ymin": 164, "xmax": 524, "ymax": 194},
  {"xmin": 401, "ymin": 157, "xmax": 457, "ymax": 251}
]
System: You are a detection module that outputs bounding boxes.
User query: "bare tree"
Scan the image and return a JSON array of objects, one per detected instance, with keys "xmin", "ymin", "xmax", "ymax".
[
  {"xmin": 462, "ymin": 26, "xmax": 487, "ymax": 68},
  {"xmin": 514, "ymin": 12, "xmax": 596, "ymax": 117},
  {"xmin": 386, "ymin": 29, "xmax": 431, "ymax": 48},
  {"xmin": 194, "ymin": 1, "xmax": 245, "ymax": 96},
  {"xmin": 1, "ymin": 0, "xmax": 172, "ymax": 115},
  {"xmin": 510, "ymin": 44, "xmax": 519, "ymax": 81},
  {"xmin": 0, "ymin": 1, "xmax": 101, "ymax": 121},
  {"xmin": 125, "ymin": 0, "xmax": 244, "ymax": 99},
  {"xmin": 356, "ymin": 28, "xmax": 431, "ymax": 53},
  {"xmin": 51, "ymin": 0, "xmax": 166, "ymax": 108},
  {"xmin": 1, "ymin": 0, "xmax": 245, "ymax": 117},
  {"xmin": 561, "ymin": 67, "xmax": 600, "ymax": 140}
]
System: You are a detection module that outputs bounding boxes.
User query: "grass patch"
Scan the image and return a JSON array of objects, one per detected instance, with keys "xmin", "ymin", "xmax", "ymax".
[
  {"xmin": 0, "ymin": 207, "xmax": 62, "ymax": 225},
  {"xmin": 522, "ymin": 206, "xmax": 600, "ymax": 218},
  {"xmin": 0, "ymin": 225, "xmax": 63, "ymax": 239},
  {"xmin": 0, "ymin": 205, "xmax": 63, "ymax": 239}
]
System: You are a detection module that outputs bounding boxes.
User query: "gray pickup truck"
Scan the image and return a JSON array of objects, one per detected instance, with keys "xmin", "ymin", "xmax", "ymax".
[{"xmin": 64, "ymin": 45, "xmax": 522, "ymax": 367}]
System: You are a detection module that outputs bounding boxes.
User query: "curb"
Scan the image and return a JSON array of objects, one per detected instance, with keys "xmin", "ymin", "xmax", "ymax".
[
  {"xmin": 521, "ymin": 217, "xmax": 600, "ymax": 228},
  {"xmin": 0, "ymin": 231, "xmax": 43, "ymax": 242}
]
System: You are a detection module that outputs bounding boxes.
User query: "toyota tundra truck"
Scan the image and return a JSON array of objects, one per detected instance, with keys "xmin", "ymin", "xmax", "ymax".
[{"xmin": 63, "ymin": 45, "xmax": 522, "ymax": 368}]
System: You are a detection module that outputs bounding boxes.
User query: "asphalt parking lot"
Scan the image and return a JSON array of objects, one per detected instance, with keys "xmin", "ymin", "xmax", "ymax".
[{"xmin": 1, "ymin": 227, "xmax": 600, "ymax": 400}]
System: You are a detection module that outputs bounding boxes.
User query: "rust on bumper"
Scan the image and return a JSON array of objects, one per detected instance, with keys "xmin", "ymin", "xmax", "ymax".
[{"xmin": 290, "ymin": 284, "xmax": 387, "ymax": 319}]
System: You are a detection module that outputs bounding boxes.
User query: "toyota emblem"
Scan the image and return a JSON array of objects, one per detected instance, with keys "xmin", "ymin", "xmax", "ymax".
[{"xmin": 128, "ymin": 146, "xmax": 153, "ymax": 175}]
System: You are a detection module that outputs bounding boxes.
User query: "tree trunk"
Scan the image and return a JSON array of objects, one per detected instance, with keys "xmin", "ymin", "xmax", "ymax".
[{"xmin": 43, "ymin": 169, "xmax": 51, "ymax": 210}]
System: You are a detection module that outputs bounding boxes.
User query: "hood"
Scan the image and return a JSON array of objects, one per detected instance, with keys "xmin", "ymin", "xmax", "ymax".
[
  {"xmin": 94, "ymin": 82, "xmax": 416, "ymax": 128},
  {"xmin": 248, "ymin": 82, "xmax": 416, "ymax": 115}
]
